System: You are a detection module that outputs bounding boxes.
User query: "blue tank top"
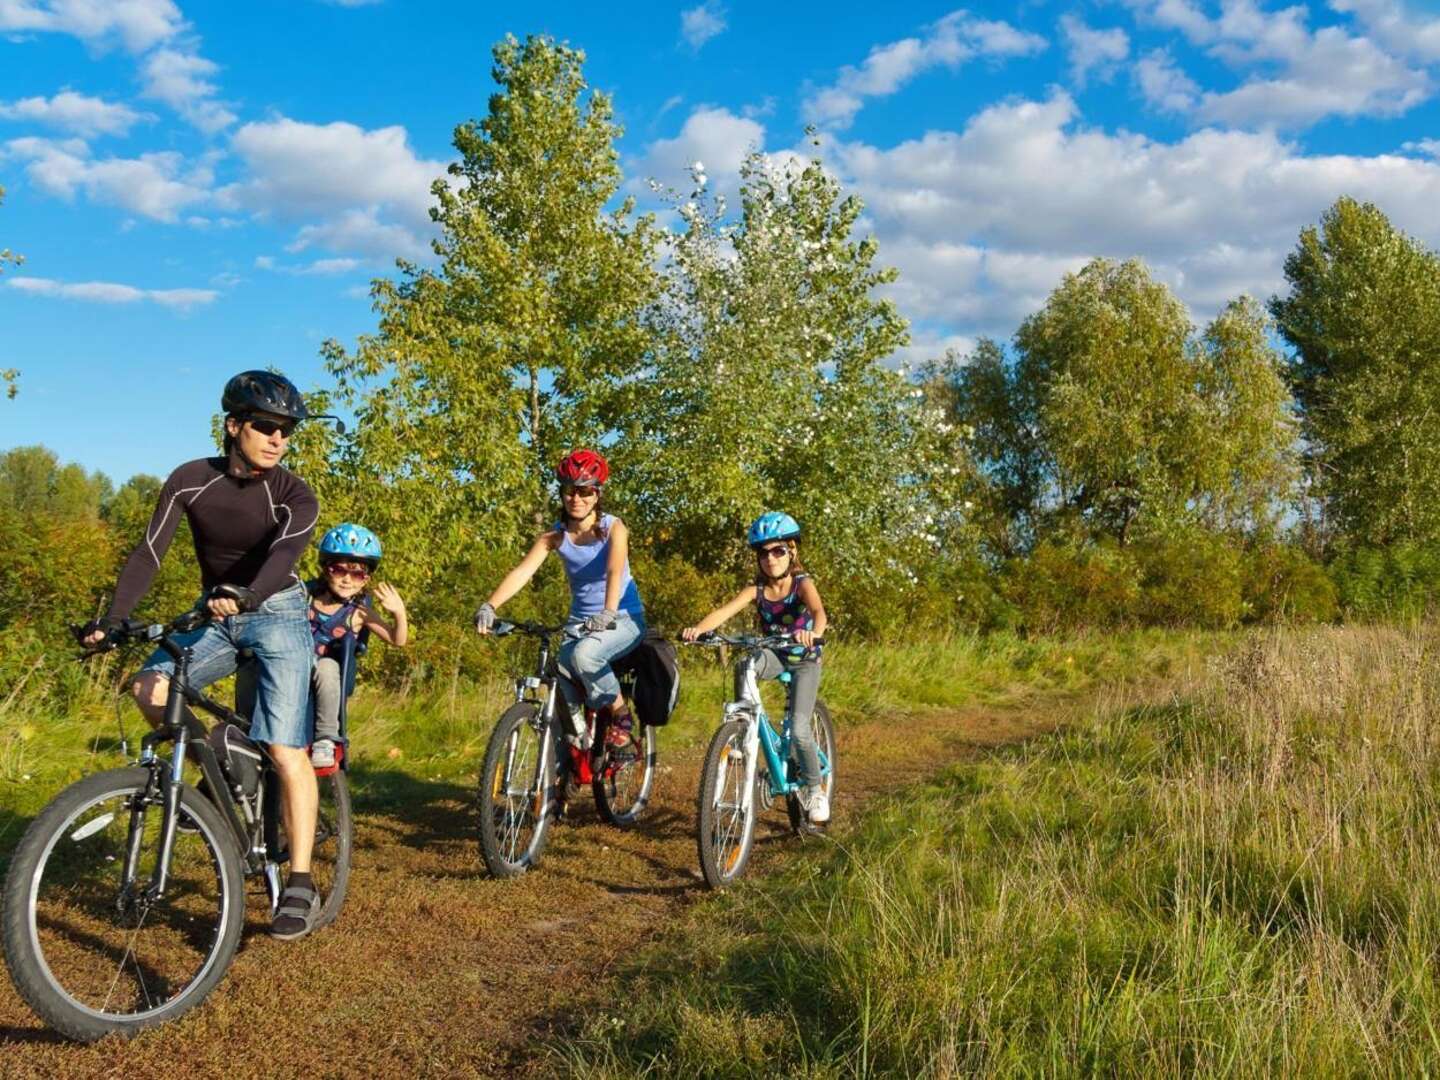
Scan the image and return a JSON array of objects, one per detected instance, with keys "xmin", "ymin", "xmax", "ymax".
[{"xmin": 555, "ymin": 514, "xmax": 643, "ymax": 619}]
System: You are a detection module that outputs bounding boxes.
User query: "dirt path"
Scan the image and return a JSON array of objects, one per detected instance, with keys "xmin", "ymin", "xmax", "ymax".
[{"xmin": 0, "ymin": 697, "xmax": 1078, "ymax": 1077}]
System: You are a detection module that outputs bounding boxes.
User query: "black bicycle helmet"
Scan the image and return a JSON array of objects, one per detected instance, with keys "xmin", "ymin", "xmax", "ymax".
[{"xmin": 221, "ymin": 370, "xmax": 309, "ymax": 420}]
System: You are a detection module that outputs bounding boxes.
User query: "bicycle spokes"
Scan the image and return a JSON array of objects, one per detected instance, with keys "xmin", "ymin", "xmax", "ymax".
[{"xmin": 28, "ymin": 787, "xmax": 228, "ymax": 1020}]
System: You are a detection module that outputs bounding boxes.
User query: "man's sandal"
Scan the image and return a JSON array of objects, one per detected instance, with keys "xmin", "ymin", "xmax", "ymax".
[{"xmin": 270, "ymin": 884, "xmax": 321, "ymax": 941}]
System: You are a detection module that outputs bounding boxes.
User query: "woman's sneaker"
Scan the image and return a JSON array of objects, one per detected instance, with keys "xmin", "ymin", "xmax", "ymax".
[
  {"xmin": 310, "ymin": 739, "xmax": 337, "ymax": 769},
  {"xmin": 802, "ymin": 785, "xmax": 830, "ymax": 825}
]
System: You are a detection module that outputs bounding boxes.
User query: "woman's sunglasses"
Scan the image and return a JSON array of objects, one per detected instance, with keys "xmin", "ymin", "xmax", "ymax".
[
  {"xmin": 757, "ymin": 545, "xmax": 790, "ymax": 560},
  {"xmin": 248, "ymin": 418, "xmax": 296, "ymax": 439},
  {"xmin": 324, "ymin": 562, "xmax": 371, "ymax": 581},
  {"xmin": 561, "ymin": 484, "xmax": 599, "ymax": 498}
]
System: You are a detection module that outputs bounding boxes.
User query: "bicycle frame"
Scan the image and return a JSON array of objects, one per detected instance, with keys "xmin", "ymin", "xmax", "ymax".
[
  {"xmin": 727, "ymin": 645, "xmax": 832, "ymax": 812},
  {"xmin": 120, "ymin": 622, "xmax": 284, "ymax": 910}
]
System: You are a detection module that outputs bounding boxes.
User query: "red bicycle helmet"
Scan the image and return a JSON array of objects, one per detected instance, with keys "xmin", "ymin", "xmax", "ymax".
[{"xmin": 556, "ymin": 449, "xmax": 609, "ymax": 487}]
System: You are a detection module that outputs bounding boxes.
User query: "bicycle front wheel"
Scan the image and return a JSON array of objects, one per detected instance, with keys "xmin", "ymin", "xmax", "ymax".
[
  {"xmin": 697, "ymin": 720, "xmax": 757, "ymax": 890},
  {"xmin": 1, "ymin": 767, "xmax": 245, "ymax": 1042},
  {"xmin": 477, "ymin": 702, "xmax": 554, "ymax": 877},
  {"xmin": 594, "ymin": 722, "xmax": 656, "ymax": 828}
]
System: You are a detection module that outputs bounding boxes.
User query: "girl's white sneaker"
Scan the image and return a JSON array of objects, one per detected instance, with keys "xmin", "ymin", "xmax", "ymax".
[{"xmin": 803, "ymin": 785, "xmax": 830, "ymax": 824}]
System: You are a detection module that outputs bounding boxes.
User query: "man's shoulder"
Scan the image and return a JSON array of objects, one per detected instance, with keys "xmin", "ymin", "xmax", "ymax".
[
  {"xmin": 165, "ymin": 457, "xmax": 226, "ymax": 486},
  {"xmin": 260, "ymin": 465, "xmax": 316, "ymax": 501}
]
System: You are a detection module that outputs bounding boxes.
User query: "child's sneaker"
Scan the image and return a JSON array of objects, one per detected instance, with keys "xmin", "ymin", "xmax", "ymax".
[
  {"xmin": 802, "ymin": 785, "xmax": 830, "ymax": 825},
  {"xmin": 310, "ymin": 739, "xmax": 337, "ymax": 769}
]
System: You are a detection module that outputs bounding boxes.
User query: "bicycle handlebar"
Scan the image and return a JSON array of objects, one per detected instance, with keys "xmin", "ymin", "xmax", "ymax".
[
  {"xmin": 490, "ymin": 619, "xmax": 568, "ymax": 639},
  {"xmin": 70, "ymin": 586, "xmax": 247, "ymax": 659},
  {"xmin": 683, "ymin": 631, "xmax": 826, "ymax": 650}
]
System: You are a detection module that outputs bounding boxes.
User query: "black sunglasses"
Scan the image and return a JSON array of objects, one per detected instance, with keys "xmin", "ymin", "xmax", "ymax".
[
  {"xmin": 248, "ymin": 417, "xmax": 297, "ymax": 438},
  {"xmin": 757, "ymin": 544, "xmax": 790, "ymax": 560},
  {"xmin": 561, "ymin": 484, "xmax": 599, "ymax": 498}
]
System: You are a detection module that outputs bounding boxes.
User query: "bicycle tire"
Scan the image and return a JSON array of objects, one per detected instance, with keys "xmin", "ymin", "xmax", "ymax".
[
  {"xmin": 2, "ymin": 767, "xmax": 245, "ymax": 1042},
  {"xmin": 267, "ymin": 768, "xmax": 353, "ymax": 930},
  {"xmin": 787, "ymin": 700, "xmax": 837, "ymax": 834},
  {"xmin": 593, "ymin": 722, "xmax": 656, "ymax": 828},
  {"xmin": 696, "ymin": 719, "xmax": 757, "ymax": 890},
  {"xmin": 477, "ymin": 701, "xmax": 554, "ymax": 877}
]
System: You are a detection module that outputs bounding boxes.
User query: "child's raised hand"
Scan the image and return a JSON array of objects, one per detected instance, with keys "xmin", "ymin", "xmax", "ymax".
[{"xmin": 373, "ymin": 581, "xmax": 406, "ymax": 616}]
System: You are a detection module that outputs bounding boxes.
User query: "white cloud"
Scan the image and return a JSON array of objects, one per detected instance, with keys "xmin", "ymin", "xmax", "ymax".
[
  {"xmin": 1332, "ymin": 0, "xmax": 1440, "ymax": 63},
  {"xmin": 827, "ymin": 91, "xmax": 1440, "ymax": 331},
  {"xmin": 255, "ymin": 255, "xmax": 364, "ymax": 275},
  {"xmin": 140, "ymin": 46, "xmax": 236, "ymax": 133},
  {"xmin": 636, "ymin": 105, "xmax": 764, "ymax": 191},
  {"xmin": 0, "ymin": 0, "xmax": 183, "ymax": 53},
  {"xmin": 285, "ymin": 207, "xmax": 433, "ymax": 262},
  {"xmin": 1127, "ymin": 0, "xmax": 1431, "ymax": 127},
  {"xmin": 1060, "ymin": 16, "xmax": 1129, "ymax": 86},
  {"xmin": 222, "ymin": 117, "xmax": 444, "ymax": 224},
  {"xmin": 803, "ymin": 9, "xmax": 1046, "ymax": 129},
  {"xmin": 1403, "ymin": 137, "xmax": 1440, "ymax": 157},
  {"xmin": 4, "ymin": 136, "xmax": 210, "ymax": 221},
  {"xmin": 0, "ymin": 90, "xmax": 147, "ymax": 136},
  {"xmin": 7, "ymin": 274, "xmax": 217, "ymax": 309},
  {"xmin": 680, "ymin": 2, "xmax": 726, "ymax": 50},
  {"xmin": 219, "ymin": 117, "xmax": 447, "ymax": 261},
  {"xmin": 1134, "ymin": 49, "xmax": 1199, "ymax": 113}
]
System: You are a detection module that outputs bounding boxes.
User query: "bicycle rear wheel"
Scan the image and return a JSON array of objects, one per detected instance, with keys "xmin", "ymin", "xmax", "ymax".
[
  {"xmin": 697, "ymin": 720, "xmax": 757, "ymax": 890},
  {"xmin": 787, "ymin": 700, "xmax": 837, "ymax": 833},
  {"xmin": 477, "ymin": 702, "xmax": 554, "ymax": 877},
  {"xmin": 1, "ymin": 767, "xmax": 245, "ymax": 1042},
  {"xmin": 593, "ymin": 722, "xmax": 656, "ymax": 828},
  {"xmin": 267, "ymin": 767, "xmax": 353, "ymax": 929}
]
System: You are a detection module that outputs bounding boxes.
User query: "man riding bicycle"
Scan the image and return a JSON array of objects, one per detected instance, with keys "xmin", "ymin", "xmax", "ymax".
[{"xmin": 82, "ymin": 370, "xmax": 325, "ymax": 940}]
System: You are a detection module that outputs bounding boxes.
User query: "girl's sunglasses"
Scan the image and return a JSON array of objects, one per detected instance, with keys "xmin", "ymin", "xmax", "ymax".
[
  {"xmin": 324, "ymin": 562, "xmax": 371, "ymax": 581},
  {"xmin": 757, "ymin": 545, "xmax": 790, "ymax": 560},
  {"xmin": 248, "ymin": 417, "xmax": 296, "ymax": 438}
]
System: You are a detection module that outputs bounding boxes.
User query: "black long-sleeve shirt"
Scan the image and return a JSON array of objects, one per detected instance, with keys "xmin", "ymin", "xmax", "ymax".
[{"xmin": 106, "ymin": 452, "xmax": 319, "ymax": 621}]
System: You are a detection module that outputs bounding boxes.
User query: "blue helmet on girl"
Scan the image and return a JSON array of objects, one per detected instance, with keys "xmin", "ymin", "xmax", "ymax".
[
  {"xmin": 319, "ymin": 523, "xmax": 383, "ymax": 566},
  {"xmin": 747, "ymin": 511, "xmax": 801, "ymax": 548}
]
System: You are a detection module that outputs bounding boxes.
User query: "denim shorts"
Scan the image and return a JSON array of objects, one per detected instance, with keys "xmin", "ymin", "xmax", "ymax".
[{"xmin": 141, "ymin": 581, "xmax": 315, "ymax": 748}]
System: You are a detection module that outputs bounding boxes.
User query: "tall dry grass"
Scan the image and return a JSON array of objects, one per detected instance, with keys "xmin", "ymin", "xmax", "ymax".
[{"xmin": 563, "ymin": 624, "xmax": 1440, "ymax": 1077}]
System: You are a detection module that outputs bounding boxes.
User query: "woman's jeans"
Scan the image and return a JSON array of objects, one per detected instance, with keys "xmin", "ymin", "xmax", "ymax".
[
  {"xmin": 557, "ymin": 611, "xmax": 645, "ymax": 714},
  {"xmin": 744, "ymin": 650, "xmax": 822, "ymax": 787}
]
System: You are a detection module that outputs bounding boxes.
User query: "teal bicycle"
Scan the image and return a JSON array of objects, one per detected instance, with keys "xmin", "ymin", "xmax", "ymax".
[{"xmin": 688, "ymin": 632, "xmax": 836, "ymax": 890}]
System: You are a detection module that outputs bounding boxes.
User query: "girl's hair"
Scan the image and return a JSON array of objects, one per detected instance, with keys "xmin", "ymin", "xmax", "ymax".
[{"xmin": 753, "ymin": 538, "xmax": 805, "ymax": 586}]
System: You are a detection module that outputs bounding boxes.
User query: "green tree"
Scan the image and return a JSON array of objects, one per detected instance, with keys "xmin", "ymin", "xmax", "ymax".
[
  {"xmin": 1270, "ymin": 197, "xmax": 1440, "ymax": 545},
  {"xmin": 318, "ymin": 34, "xmax": 661, "ymax": 593},
  {"xmin": 951, "ymin": 259, "xmax": 1295, "ymax": 547},
  {"xmin": 618, "ymin": 153, "xmax": 969, "ymax": 628},
  {"xmin": 0, "ymin": 446, "xmax": 111, "ymax": 518}
]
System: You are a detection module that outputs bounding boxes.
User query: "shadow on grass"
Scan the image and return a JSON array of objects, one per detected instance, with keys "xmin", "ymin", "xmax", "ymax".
[
  {"xmin": 0, "ymin": 1024, "xmax": 75, "ymax": 1046},
  {"xmin": 344, "ymin": 764, "xmax": 474, "ymax": 850}
]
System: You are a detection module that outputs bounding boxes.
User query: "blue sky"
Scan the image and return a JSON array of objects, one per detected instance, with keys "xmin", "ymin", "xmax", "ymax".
[{"xmin": 6, "ymin": 0, "xmax": 1440, "ymax": 483}]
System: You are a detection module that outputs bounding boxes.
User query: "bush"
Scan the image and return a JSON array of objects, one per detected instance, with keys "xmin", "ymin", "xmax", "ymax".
[
  {"xmin": 1242, "ymin": 543, "xmax": 1337, "ymax": 623},
  {"xmin": 1329, "ymin": 543, "xmax": 1440, "ymax": 620},
  {"xmin": 1003, "ymin": 538, "xmax": 1142, "ymax": 632}
]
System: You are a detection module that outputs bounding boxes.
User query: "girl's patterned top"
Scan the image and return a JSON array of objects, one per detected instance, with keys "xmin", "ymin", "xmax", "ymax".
[{"xmin": 756, "ymin": 573, "xmax": 819, "ymax": 659}]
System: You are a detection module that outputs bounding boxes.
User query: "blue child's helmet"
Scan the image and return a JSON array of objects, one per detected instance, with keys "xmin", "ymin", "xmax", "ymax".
[
  {"xmin": 747, "ymin": 511, "xmax": 801, "ymax": 548},
  {"xmin": 319, "ymin": 523, "xmax": 383, "ymax": 566}
]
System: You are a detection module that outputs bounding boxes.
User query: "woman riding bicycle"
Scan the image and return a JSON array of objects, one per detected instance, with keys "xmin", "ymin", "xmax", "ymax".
[
  {"xmin": 682, "ymin": 511, "xmax": 830, "ymax": 823},
  {"xmin": 474, "ymin": 449, "xmax": 646, "ymax": 751}
]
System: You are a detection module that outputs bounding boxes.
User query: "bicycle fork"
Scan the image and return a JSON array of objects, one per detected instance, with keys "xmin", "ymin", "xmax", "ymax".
[{"xmin": 120, "ymin": 731, "xmax": 190, "ymax": 908}]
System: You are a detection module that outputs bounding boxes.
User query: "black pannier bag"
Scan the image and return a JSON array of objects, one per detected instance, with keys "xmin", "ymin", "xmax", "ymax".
[
  {"xmin": 207, "ymin": 720, "xmax": 269, "ymax": 805},
  {"xmin": 612, "ymin": 631, "xmax": 680, "ymax": 727}
]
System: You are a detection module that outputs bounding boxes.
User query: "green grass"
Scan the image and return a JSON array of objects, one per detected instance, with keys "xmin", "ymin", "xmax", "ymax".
[
  {"xmin": 559, "ymin": 624, "xmax": 1440, "ymax": 1077},
  {"xmin": 0, "ymin": 629, "xmax": 1204, "ymax": 866}
]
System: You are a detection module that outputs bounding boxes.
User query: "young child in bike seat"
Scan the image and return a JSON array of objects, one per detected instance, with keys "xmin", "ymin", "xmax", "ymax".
[
  {"xmin": 309, "ymin": 524, "xmax": 409, "ymax": 768},
  {"xmin": 474, "ymin": 449, "xmax": 646, "ymax": 752},
  {"xmin": 681, "ymin": 511, "xmax": 830, "ymax": 823}
]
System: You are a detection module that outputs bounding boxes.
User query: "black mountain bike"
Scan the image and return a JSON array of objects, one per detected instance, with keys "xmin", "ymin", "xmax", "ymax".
[
  {"xmin": 1, "ymin": 595, "xmax": 353, "ymax": 1042},
  {"xmin": 476, "ymin": 621, "xmax": 657, "ymax": 877}
]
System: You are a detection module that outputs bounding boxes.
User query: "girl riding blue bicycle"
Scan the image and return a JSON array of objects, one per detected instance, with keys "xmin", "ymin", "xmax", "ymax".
[{"xmin": 682, "ymin": 511, "xmax": 830, "ymax": 823}]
